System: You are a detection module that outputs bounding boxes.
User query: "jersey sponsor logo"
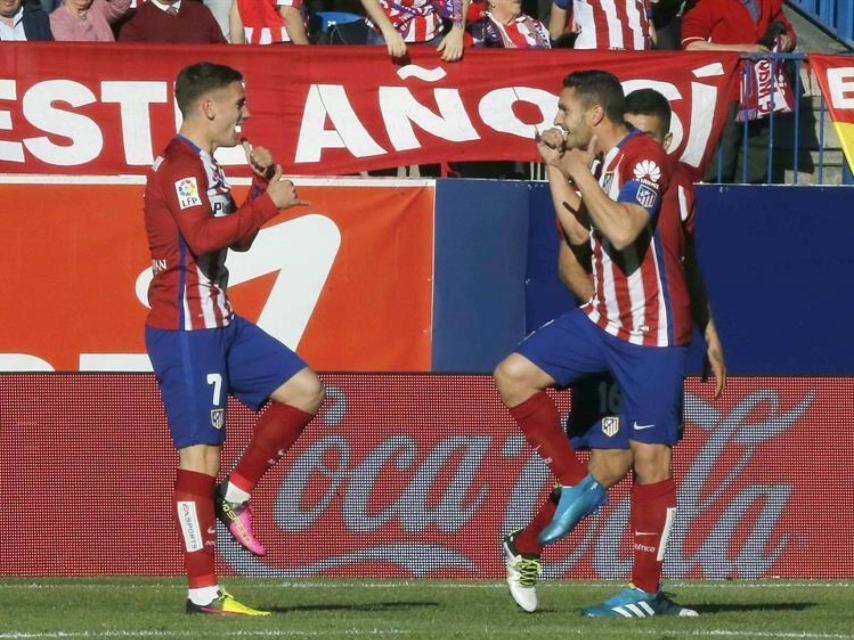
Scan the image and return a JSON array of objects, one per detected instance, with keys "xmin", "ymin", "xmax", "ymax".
[
  {"xmin": 175, "ymin": 177, "xmax": 202, "ymax": 209},
  {"xmin": 636, "ymin": 183, "xmax": 658, "ymax": 209},
  {"xmin": 601, "ymin": 416, "xmax": 620, "ymax": 438},
  {"xmin": 633, "ymin": 159, "xmax": 661, "ymax": 185},
  {"xmin": 211, "ymin": 408, "xmax": 225, "ymax": 430}
]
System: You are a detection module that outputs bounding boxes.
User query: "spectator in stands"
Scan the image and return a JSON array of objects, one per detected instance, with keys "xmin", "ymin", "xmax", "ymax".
[
  {"xmin": 118, "ymin": 0, "xmax": 226, "ymax": 42},
  {"xmin": 204, "ymin": 0, "xmax": 230, "ymax": 39},
  {"xmin": 229, "ymin": 0, "xmax": 308, "ymax": 44},
  {"xmin": 469, "ymin": 0, "xmax": 550, "ymax": 48},
  {"xmin": 681, "ymin": 0, "xmax": 796, "ymax": 182},
  {"xmin": 649, "ymin": 0, "xmax": 684, "ymax": 49},
  {"xmin": 360, "ymin": 0, "xmax": 467, "ymax": 61},
  {"xmin": 548, "ymin": 0, "xmax": 655, "ymax": 49},
  {"xmin": 0, "ymin": 0, "xmax": 53, "ymax": 39},
  {"xmin": 50, "ymin": 0, "xmax": 130, "ymax": 40}
]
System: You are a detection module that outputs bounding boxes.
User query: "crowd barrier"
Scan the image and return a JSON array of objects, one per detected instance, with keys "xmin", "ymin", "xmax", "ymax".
[{"xmin": 2, "ymin": 373, "xmax": 851, "ymax": 579}]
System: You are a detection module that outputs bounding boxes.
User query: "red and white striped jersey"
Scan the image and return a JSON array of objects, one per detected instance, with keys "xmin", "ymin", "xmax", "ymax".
[
  {"xmin": 565, "ymin": 0, "xmax": 653, "ymax": 50},
  {"xmin": 370, "ymin": 0, "xmax": 445, "ymax": 42},
  {"xmin": 238, "ymin": 0, "xmax": 302, "ymax": 44},
  {"xmin": 581, "ymin": 130, "xmax": 692, "ymax": 347},
  {"xmin": 144, "ymin": 136, "xmax": 278, "ymax": 331},
  {"xmin": 472, "ymin": 13, "xmax": 551, "ymax": 48}
]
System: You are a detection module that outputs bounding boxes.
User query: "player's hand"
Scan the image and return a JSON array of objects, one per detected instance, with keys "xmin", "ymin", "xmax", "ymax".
[
  {"xmin": 384, "ymin": 30, "xmax": 407, "ymax": 58},
  {"xmin": 705, "ymin": 331, "xmax": 727, "ymax": 399},
  {"xmin": 437, "ymin": 27, "xmax": 464, "ymax": 62},
  {"xmin": 535, "ymin": 128, "xmax": 566, "ymax": 166},
  {"xmin": 559, "ymin": 134, "xmax": 598, "ymax": 178},
  {"xmin": 242, "ymin": 140, "xmax": 276, "ymax": 181},
  {"xmin": 266, "ymin": 167, "xmax": 311, "ymax": 210}
]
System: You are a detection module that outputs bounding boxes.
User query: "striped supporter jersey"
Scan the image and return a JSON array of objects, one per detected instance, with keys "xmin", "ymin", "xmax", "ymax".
[
  {"xmin": 580, "ymin": 130, "xmax": 692, "ymax": 347},
  {"xmin": 558, "ymin": 0, "xmax": 653, "ymax": 50},
  {"xmin": 144, "ymin": 136, "xmax": 278, "ymax": 331},
  {"xmin": 369, "ymin": 0, "xmax": 458, "ymax": 42},
  {"xmin": 238, "ymin": 0, "xmax": 302, "ymax": 44}
]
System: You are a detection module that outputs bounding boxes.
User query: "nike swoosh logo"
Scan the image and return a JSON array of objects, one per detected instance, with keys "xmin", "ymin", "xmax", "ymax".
[{"xmin": 633, "ymin": 422, "xmax": 655, "ymax": 430}]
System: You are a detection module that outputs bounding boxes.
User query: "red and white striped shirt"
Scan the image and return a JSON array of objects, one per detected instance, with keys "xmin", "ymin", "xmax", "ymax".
[
  {"xmin": 238, "ymin": 0, "xmax": 302, "ymax": 44},
  {"xmin": 581, "ymin": 130, "xmax": 691, "ymax": 347},
  {"xmin": 370, "ymin": 0, "xmax": 445, "ymax": 42},
  {"xmin": 144, "ymin": 136, "xmax": 278, "ymax": 331},
  {"xmin": 563, "ymin": 0, "xmax": 653, "ymax": 50}
]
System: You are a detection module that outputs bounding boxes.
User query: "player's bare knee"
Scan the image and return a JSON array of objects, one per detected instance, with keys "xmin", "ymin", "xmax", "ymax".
[
  {"xmin": 494, "ymin": 356, "xmax": 531, "ymax": 396},
  {"xmin": 632, "ymin": 444, "xmax": 672, "ymax": 484}
]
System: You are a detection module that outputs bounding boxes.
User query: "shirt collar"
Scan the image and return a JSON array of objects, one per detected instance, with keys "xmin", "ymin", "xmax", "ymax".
[{"xmin": 151, "ymin": 0, "xmax": 181, "ymax": 13}]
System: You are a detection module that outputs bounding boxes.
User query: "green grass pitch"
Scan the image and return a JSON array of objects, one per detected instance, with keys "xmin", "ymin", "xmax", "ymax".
[{"xmin": 3, "ymin": 578, "xmax": 852, "ymax": 639}]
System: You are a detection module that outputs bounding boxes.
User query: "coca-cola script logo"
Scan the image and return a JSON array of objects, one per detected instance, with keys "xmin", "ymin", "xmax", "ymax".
[{"xmin": 217, "ymin": 376, "xmax": 832, "ymax": 579}]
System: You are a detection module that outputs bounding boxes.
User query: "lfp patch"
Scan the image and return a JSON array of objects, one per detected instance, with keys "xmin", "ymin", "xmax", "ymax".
[{"xmin": 175, "ymin": 177, "xmax": 202, "ymax": 209}]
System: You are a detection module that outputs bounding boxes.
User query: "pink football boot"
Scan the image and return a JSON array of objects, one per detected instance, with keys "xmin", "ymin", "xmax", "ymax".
[{"xmin": 215, "ymin": 485, "xmax": 267, "ymax": 556}]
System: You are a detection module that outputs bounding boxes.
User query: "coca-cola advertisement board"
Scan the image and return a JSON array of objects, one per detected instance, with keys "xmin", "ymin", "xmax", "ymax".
[{"xmin": 1, "ymin": 374, "xmax": 850, "ymax": 578}]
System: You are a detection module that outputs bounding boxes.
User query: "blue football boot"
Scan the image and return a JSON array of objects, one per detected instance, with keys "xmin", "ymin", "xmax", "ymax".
[
  {"xmin": 582, "ymin": 584, "xmax": 698, "ymax": 618},
  {"xmin": 537, "ymin": 473, "xmax": 607, "ymax": 545}
]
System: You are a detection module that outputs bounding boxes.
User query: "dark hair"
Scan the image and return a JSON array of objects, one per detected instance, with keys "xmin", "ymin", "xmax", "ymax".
[
  {"xmin": 175, "ymin": 62, "xmax": 243, "ymax": 118},
  {"xmin": 624, "ymin": 88, "xmax": 672, "ymax": 136},
  {"xmin": 562, "ymin": 70, "xmax": 625, "ymax": 123}
]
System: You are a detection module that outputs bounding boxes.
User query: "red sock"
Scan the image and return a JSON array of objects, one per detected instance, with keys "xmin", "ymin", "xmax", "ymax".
[
  {"xmin": 174, "ymin": 469, "xmax": 217, "ymax": 589},
  {"xmin": 630, "ymin": 478, "xmax": 677, "ymax": 594},
  {"xmin": 513, "ymin": 488, "xmax": 560, "ymax": 556},
  {"xmin": 510, "ymin": 391, "xmax": 587, "ymax": 486},
  {"xmin": 230, "ymin": 402, "xmax": 313, "ymax": 493}
]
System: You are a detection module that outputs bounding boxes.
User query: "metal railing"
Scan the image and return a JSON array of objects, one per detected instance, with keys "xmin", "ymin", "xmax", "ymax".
[
  {"xmin": 788, "ymin": 0, "xmax": 854, "ymax": 49},
  {"xmin": 530, "ymin": 52, "xmax": 851, "ymax": 186},
  {"xmin": 707, "ymin": 52, "xmax": 852, "ymax": 185}
]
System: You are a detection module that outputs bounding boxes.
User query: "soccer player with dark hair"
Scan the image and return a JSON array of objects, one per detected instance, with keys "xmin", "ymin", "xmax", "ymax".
[
  {"xmin": 144, "ymin": 61, "xmax": 322, "ymax": 616},
  {"xmin": 495, "ymin": 74, "xmax": 710, "ymax": 617}
]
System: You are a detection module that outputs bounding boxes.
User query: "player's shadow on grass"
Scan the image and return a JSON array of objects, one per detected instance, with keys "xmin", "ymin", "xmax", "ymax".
[
  {"xmin": 269, "ymin": 601, "xmax": 439, "ymax": 614},
  {"xmin": 693, "ymin": 602, "xmax": 817, "ymax": 614}
]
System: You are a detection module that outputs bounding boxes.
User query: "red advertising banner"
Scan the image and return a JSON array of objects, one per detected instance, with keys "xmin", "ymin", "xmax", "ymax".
[
  {"xmin": 810, "ymin": 54, "xmax": 854, "ymax": 174},
  {"xmin": 0, "ymin": 43, "xmax": 739, "ymax": 176},
  {"xmin": 0, "ymin": 178, "xmax": 434, "ymax": 372},
  {"xmin": 1, "ymin": 374, "xmax": 851, "ymax": 579}
]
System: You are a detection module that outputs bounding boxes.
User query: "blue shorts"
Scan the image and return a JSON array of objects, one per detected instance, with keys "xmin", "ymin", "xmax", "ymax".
[
  {"xmin": 517, "ymin": 308, "xmax": 686, "ymax": 446},
  {"xmin": 145, "ymin": 315, "xmax": 307, "ymax": 449}
]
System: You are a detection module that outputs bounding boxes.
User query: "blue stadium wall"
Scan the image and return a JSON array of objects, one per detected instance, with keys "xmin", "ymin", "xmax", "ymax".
[{"xmin": 432, "ymin": 182, "xmax": 854, "ymax": 375}]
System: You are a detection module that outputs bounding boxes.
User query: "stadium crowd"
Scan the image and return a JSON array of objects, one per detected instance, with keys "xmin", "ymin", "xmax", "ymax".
[
  {"xmin": 0, "ymin": 0, "xmax": 807, "ymax": 183},
  {"xmin": 1, "ymin": 0, "xmax": 794, "ymax": 54}
]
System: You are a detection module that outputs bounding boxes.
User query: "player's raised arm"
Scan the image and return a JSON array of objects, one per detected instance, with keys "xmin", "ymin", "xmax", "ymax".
[
  {"xmin": 559, "ymin": 138, "xmax": 658, "ymax": 251},
  {"xmin": 162, "ymin": 162, "xmax": 280, "ymax": 257}
]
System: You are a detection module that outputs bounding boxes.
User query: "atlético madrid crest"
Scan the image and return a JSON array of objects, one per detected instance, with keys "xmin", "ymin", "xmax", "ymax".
[
  {"xmin": 210, "ymin": 408, "xmax": 225, "ymax": 430},
  {"xmin": 601, "ymin": 416, "xmax": 620, "ymax": 438}
]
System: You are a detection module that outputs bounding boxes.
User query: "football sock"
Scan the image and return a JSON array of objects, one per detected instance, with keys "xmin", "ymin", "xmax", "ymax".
[
  {"xmin": 510, "ymin": 391, "xmax": 587, "ymax": 486},
  {"xmin": 229, "ymin": 402, "xmax": 313, "ymax": 494},
  {"xmin": 630, "ymin": 478, "xmax": 677, "ymax": 594},
  {"xmin": 514, "ymin": 487, "xmax": 560, "ymax": 556},
  {"xmin": 188, "ymin": 585, "xmax": 220, "ymax": 606},
  {"xmin": 223, "ymin": 482, "xmax": 251, "ymax": 505},
  {"xmin": 174, "ymin": 469, "xmax": 217, "ymax": 589}
]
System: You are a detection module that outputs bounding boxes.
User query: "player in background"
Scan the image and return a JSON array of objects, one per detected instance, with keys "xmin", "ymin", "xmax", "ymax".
[
  {"xmin": 144, "ymin": 62, "xmax": 322, "ymax": 616},
  {"xmin": 494, "ymin": 75, "xmax": 723, "ymax": 617}
]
